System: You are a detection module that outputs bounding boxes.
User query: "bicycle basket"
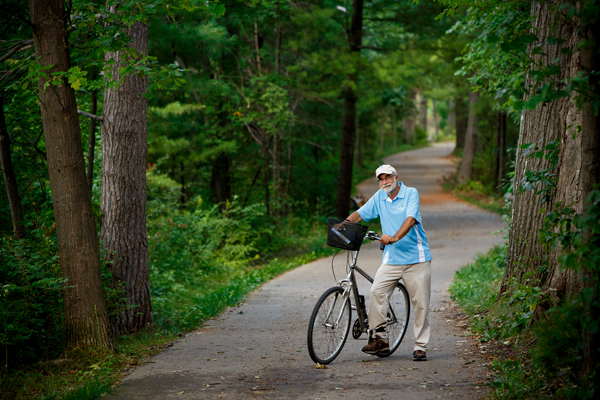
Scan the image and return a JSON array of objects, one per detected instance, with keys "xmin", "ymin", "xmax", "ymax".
[{"xmin": 327, "ymin": 217, "xmax": 368, "ymax": 251}]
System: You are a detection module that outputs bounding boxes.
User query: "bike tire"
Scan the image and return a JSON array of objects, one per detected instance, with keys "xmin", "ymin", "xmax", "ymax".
[
  {"xmin": 377, "ymin": 282, "xmax": 410, "ymax": 358},
  {"xmin": 307, "ymin": 286, "xmax": 352, "ymax": 364}
]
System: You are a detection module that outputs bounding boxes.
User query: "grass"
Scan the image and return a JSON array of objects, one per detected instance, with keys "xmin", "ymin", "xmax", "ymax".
[{"xmin": 441, "ymin": 178, "xmax": 507, "ymax": 215}]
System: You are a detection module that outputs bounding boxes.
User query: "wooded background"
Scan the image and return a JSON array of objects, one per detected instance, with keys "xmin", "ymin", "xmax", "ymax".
[{"xmin": 1, "ymin": 0, "xmax": 599, "ymax": 397}]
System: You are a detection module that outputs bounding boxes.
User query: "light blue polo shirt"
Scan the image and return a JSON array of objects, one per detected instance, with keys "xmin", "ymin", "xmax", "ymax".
[{"xmin": 357, "ymin": 183, "xmax": 432, "ymax": 265}]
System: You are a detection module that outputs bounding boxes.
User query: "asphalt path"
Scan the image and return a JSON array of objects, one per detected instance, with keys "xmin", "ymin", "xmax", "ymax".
[{"xmin": 108, "ymin": 143, "xmax": 505, "ymax": 399}]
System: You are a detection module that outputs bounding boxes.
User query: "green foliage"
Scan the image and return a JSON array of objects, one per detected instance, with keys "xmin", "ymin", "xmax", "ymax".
[
  {"xmin": 450, "ymin": 245, "xmax": 540, "ymax": 342},
  {"xmin": 518, "ymin": 140, "xmax": 560, "ymax": 203},
  {"xmin": 0, "ymin": 227, "xmax": 64, "ymax": 370}
]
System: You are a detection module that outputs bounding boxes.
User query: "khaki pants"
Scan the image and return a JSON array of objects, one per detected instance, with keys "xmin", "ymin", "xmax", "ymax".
[{"xmin": 369, "ymin": 260, "xmax": 431, "ymax": 352}]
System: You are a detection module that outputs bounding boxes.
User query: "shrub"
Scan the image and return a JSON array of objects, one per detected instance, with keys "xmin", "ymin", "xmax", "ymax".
[{"xmin": 0, "ymin": 231, "xmax": 64, "ymax": 370}]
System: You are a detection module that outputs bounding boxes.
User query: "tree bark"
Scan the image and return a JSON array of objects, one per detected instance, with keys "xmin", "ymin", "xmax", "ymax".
[
  {"xmin": 579, "ymin": 0, "xmax": 600, "ymax": 380},
  {"xmin": 86, "ymin": 82, "xmax": 98, "ymax": 191},
  {"xmin": 419, "ymin": 92, "xmax": 427, "ymax": 135},
  {"xmin": 457, "ymin": 91, "xmax": 479, "ymax": 184},
  {"xmin": 502, "ymin": 1, "xmax": 582, "ymax": 297},
  {"xmin": 211, "ymin": 153, "xmax": 231, "ymax": 207},
  {"xmin": 0, "ymin": 90, "xmax": 26, "ymax": 239},
  {"xmin": 254, "ymin": 22, "xmax": 262, "ymax": 76},
  {"xmin": 357, "ymin": 122, "xmax": 363, "ymax": 167},
  {"xmin": 454, "ymin": 96, "xmax": 468, "ymax": 153},
  {"xmin": 403, "ymin": 89, "xmax": 416, "ymax": 143},
  {"xmin": 448, "ymin": 99, "xmax": 456, "ymax": 137},
  {"xmin": 334, "ymin": 0, "xmax": 363, "ymax": 218},
  {"xmin": 496, "ymin": 111, "xmax": 507, "ymax": 190},
  {"xmin": 378, "ymin": 116, "xmax": 383, "ymax": 153},
  {"xmin": 101, "ymin": 16, "xmax": 152, "ymax": 336},
  {"xmin": 432, "ymin": 99, "xmax": 439, "ymax": 139},
  {"xmin": 392, "ymin": 114, "xmax": 397, "ymax": 147},
  {"xmin": 28, "ymin": 0, "xmax": 114, "ymax": 350}
]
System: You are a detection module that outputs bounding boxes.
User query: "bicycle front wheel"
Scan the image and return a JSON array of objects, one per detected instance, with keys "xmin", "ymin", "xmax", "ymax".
[
  {"xmin": 377, "ymin": 282, "xmax": 410, "ymax": 358},
  {"xmin": 307, "ymin": 286, "xmax": 352, "ymax": 364}
]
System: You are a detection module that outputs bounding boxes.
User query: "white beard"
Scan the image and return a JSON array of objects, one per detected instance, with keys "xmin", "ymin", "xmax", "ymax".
[{"xmin": 381, "ymin": 179, "xmax": 397, "ymax": 194}]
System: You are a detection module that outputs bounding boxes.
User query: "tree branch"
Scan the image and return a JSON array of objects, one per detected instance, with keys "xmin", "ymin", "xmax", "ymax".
[
  {"xmin": 77, "ymin": 109, "xmax": 103, "ymax": 121},
  {"xmin": 0, "ymin": 40, "xmax": 33, "ymax": 64}
]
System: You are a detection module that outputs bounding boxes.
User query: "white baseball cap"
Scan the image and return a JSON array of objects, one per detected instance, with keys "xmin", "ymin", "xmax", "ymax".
[{"xmin": 375, "ymin": 164, "xmax": 397, "ymax": 179}]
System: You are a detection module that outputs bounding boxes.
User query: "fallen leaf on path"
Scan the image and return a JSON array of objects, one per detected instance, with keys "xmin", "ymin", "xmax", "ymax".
[
  {"xmin": 314, "ymin": 363, "xmax": 328, "ymax": 369},
  {"xmin": 335, "ymin": 387, "xmax": 344, "ymax": 390},
  {"xmin": 177, "ymin": 391, "xmax": 184, "ymax": 394}
]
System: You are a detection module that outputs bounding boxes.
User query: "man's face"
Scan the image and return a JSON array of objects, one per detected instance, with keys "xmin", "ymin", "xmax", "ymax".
[{"xmin": 378, "ymin": 173, "xmax": 397, "ymax": 194}]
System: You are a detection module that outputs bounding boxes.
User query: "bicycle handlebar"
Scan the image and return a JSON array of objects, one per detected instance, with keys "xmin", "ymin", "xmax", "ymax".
[{"xmin": 365, "ymin": 231, "xmax": 385, "ymax": 251}]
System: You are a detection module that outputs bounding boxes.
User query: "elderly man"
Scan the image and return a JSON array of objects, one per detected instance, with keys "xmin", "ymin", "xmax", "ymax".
[{"xmin": 345, "ymin": 164, "xmax": 432, "ymax": 361}]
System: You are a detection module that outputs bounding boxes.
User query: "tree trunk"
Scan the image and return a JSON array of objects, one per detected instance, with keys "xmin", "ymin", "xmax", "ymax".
[
  {"xmin": 457, "ymin": 91, "xmax": 479, "ymax": 184},
  {"xmin": 502, "ymin": 1, "xmax": 583, "ymax": 297},
  {"xmin": 28, "ymin": 0, "xmax": 114, "ymax": 350},
  {"xmin": 263, "ymin": 142, "xmax": 270, "ymax": 218},
  {"xmin": 432, "ymin": 99, "xmax": 439, "ymax": 139},
  {"xmin": 0, "ymin": 91, "xmax": 26, "ymax": 239},
  {"xmin": 419, "ymin": 93, "xmax": 427, "ymax": 135},
  {"xmin": 496, "ymin": 111, "xmax": 507, "ymax": 190},
  {"xmin": 283, "ymin": 140, "xmax": 293, "ymax": 201},
  {"xmin": 272, "ymin": 132, "xmax": 282, "ymax": 215},
  {"xmin": 180, "ymin": 162, "xmax": 185, "ymax": 205},
  {"xmin": 454, "ymin": 96, "xmax": 468, "ymax": 153},
  {"xmin": 86, "ymin": 82, "xmax": 98, "ymax": 191},
  {"xmin": 378, "ymin": 117, "xmax": 383, "ymax": 153},
  {"xmin": 254, "ymin": 22, "xmax": 262, "ymax": 76},
  {"xmin": 334, "ymin": 0, "xmax": 363, "ymax": 218},
  {"xmin": 275, "ymin": 26, "xmax": 281, "ymax": 74},
  {"xmin": 578, "ymin": 0, "xmax": 600, "ymax": 381},
  {"xmin": 211, "ymin": 153, "xmax": 231, "ymax": 207},
  {"xmin": 101, "ymin": 16, "xmax": 152, "ymax": 336},
  {"xmin": 392, "ymin": 114, "xmax": 397, "ymax": 147},
  {"xmin": 448, "ymin": 99, "xmax": 456, "ymax": 137},
  {"xmin": 403, "ymin": 89, "xmax": 416, "ymax": 143}
]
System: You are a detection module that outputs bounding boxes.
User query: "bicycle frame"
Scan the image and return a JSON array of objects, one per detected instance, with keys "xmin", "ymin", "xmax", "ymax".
[{"xmin": 337, "ymin": 250, "xmax": 400, "ymax": 337}]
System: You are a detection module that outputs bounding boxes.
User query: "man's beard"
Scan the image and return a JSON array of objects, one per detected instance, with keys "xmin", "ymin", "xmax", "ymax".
[{"xmin": 381, "ymin": 179, "xmax": 397, "ymax": 194}]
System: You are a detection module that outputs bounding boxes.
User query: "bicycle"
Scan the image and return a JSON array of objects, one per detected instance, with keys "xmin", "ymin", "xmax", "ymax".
[{"xmin": 307, "ymin": 218, "xmax": 411, "ymax": 364}]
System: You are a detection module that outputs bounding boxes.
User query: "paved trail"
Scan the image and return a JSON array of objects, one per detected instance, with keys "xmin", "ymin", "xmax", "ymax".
[{"xmin": 109, "ymin": 143, "xmax": 504, "ymax": 400}]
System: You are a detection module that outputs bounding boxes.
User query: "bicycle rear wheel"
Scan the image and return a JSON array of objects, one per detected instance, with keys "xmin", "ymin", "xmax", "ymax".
[
  {"xmin": 307, "ymin": 286, "xmax": 352, "ymax": 364},
  {"xmin": 377, "ymin": 282, "xmax": 410, "ymax": 358}
]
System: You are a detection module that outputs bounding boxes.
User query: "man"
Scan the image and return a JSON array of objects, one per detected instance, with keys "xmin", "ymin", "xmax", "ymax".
[{"xmin": 345, "ymin": 164, "xmax": 432, "ymax": 361}]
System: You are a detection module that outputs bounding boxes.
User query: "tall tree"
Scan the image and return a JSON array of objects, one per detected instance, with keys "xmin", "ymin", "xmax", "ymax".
[
  {"xmin": 86, "ymin": 72, "xmax": 99, "ymax": 191},
  {"xmin": 502, "ymin": 1, "xmax": 583, "ymax": 298},
  {"xmin": 403, "ymin": 89, "xmax": 417, "ymax": 143},
  {"xmin": 27, "ymin": 0, "xmax": 114, "ymax": 350},
  {"xmin": 454, "ymin": 95, "xmax": 468, "ymax": 152},
  {"xmin": 578, "ymin": 0, "xmax": 600, "ymax": 380},
  {"xmin": 334, "ymin": 0, "xmax": 364, "ymax": 217},
  {"xmin": 101, "ymin": 10, "xmax": 152, "ymax": 335},
  {"xmin": 495, "ymin": 110, "xmax": 506, "ymax": 190},
  {"xmin": 457, "ymin": 90, "xmax": 479, "ymax": 183},
  {"xmin": 419, "ymin": 92, "xmax": 427, "ymax": 134}
]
